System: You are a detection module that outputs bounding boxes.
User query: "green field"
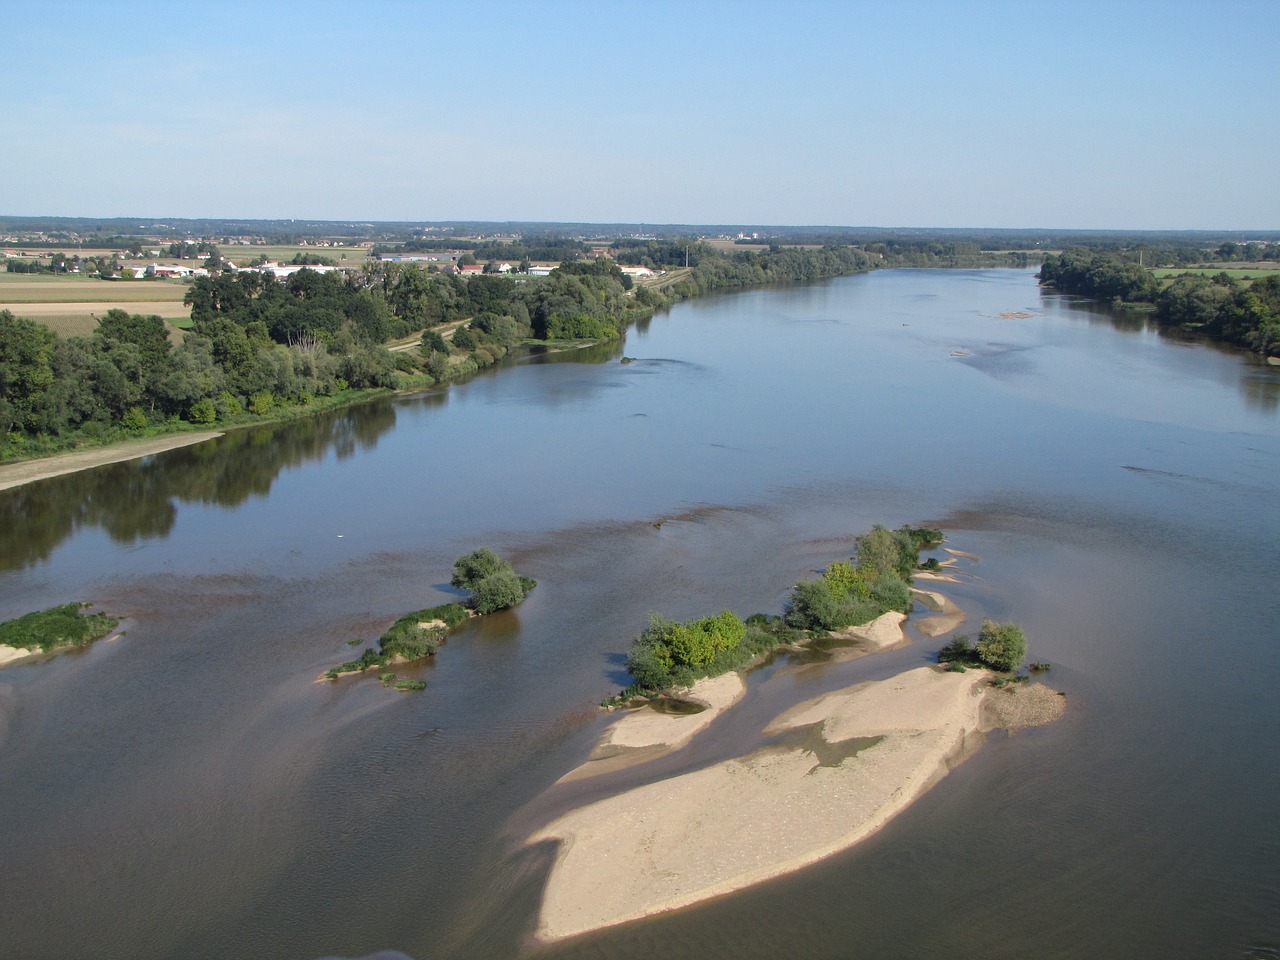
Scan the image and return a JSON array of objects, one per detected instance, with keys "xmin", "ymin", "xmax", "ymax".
[
  {"xmin": 1153, "ymin": 267, "xmax": 1280, "ymax": 281},
  {"xmin": 217, "ymin": 244, "xmax": 374, "ymax": 265},
  {"xmin": 0, "ymin": 276, "xmax": 193, "ymax": 301}
]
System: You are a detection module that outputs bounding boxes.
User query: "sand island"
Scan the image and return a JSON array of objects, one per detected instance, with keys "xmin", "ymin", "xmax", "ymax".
[{"xmin": 524, "ymin": 532, "xmax": 1065, "ymax": 942}]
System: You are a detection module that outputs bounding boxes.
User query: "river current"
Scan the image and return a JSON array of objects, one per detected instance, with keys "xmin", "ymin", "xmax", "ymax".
[{"xmin": 1, "ymin": 268, "xmax": 1277, "ymax": 960}]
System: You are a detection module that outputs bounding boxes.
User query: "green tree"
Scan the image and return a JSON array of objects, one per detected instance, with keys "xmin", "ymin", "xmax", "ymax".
[
  {"xmin": 470, "ymin": 570, "xmax": 528, "ymax": 614},
  {"xmin": 975, "ymin": 620, "xmax": 1027, "ymax": 672},
  {"xmin": 451, "ymin": 548, "xmax": 509, "ymax": 589},
  {"xmin": 0, "ymin": 310, "xmax": 56, "ymax": 437}
]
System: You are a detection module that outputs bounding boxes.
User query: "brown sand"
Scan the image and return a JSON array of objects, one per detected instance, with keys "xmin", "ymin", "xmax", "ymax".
[
  {"xmin": 981, "ymin": 681, "xmax": 1066, "ymax": 730},
  {"xmin": 0, "ymin": 432, "xmax": 223, "ymax": 492}
]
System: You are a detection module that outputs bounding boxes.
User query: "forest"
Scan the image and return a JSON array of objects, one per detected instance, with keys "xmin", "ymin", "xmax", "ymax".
[
  {"xmin": 1038, "ymin": 249, "xmax": 1280, "ymax": 356},
  {"xmin": 0, "ymin": 243, "xmax": 878, "ymax": 460}
]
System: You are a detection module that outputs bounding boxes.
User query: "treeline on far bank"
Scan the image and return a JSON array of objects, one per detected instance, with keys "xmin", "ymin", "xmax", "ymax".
[
  {"xmin": 1038, "ymin": 249, "xmax": 1280, "ymax": 356},
  {"xmin": 0, "ymin": 244, "xmax": 881, "ymax": 461}
]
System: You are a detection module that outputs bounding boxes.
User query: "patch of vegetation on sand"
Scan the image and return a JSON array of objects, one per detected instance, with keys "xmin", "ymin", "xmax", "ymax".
[{"xmin": 0, "ymin": 602, "xmax": 118, "ymax": 654}]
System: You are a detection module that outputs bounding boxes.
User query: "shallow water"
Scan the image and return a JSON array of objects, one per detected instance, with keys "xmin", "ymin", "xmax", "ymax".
[{"xmin": 1, "ymin": 269, "xmax": 1278, "ymax": 960}]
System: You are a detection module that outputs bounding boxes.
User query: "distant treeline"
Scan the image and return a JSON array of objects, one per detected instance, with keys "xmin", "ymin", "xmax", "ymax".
[
  {"xmin": 5, "ymin": 215, "xmax": 1278, "ymax": 251},
  {"xmin": 1039, "ymin": 250, "xmax": 1280, "ymax": 356},
  {"xmin": 1, "ymin": 243, "xmax": 879, "ymax": 459}
]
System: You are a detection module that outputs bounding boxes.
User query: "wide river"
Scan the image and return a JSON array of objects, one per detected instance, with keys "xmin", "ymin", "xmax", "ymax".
[{"xmin": 1, "ymin": 268, "xmax": 1278, "ymax": 960}]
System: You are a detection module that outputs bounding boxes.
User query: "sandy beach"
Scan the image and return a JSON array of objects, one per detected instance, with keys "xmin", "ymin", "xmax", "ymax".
[
  {"xmin": 910, "ymin": 588, "xmax": 966, "ymax": 637},
  {"xmin": 556, "ymin": 673, "xmax": 747, "ymax": 782},
  {"xmin": 0, "ymin": 432, "xmax": 223, "ymax": 492},
  {"xmin": 0, "ymin": 645, "xmax": 40, "ymax": 667},
  {"xmin": 529, "ymin": 666, "xmax": 1063, "ymax": 941}
]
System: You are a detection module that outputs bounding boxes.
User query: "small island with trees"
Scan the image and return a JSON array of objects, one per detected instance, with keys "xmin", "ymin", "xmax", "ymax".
[
  {"xmin": 0, "ymin": 602, "xmax": 119, "ymax": 666},
  {"xmin": 613, "ymin": 524, "xmax": 944, "ymax": 701},
  {"xmin": 322, "ymin": 548, "xmax": 534, "ymax": 686}
]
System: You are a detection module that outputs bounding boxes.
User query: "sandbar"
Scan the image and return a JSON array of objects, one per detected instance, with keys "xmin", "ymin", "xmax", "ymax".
[
  {"xmin": 830, "ymin": 609, "xmax": 906, "ymax": 648},
  {"xmin": 910, "ymin": 588, "xmax": 966, "ymax": 637},
  {"xmin": 530, "ymin": 666, "xmax": 1014, "ymax": 941},
  {"xmin": 0, "ymin": 432, "xmax": 223, "ymax": 492},
  {"xmin": 556, "ymin": 673, "xmax": 747, "ymax": 782},
  {"xmin": 0, "ymin": 644, "xmax": 39, "ymax": 667}
]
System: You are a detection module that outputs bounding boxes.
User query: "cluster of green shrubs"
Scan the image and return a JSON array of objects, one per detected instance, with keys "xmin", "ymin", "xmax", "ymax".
[
  {"xmin": 616, "ymin": 525, "xmax": 943, "ymax": 698},
  {"xmin": 450, "ymin": 548, "xmax": 536, "ymax": 614},
  {"xmin": 324, "ymin": 550, "xmax": 534, "ymax": 682},
  {"xmin": 938, "ymin": 620, "xmax": 1028, "ymax": 673},
  {"xmin": 784, "ymin": 526, "xmax": 941, "ymax": 632},
  {"xmin": 0, "ymin": 602, "xmax": 118, "ymax": 653},
  {"xmin": 621, "ymin": 611, "xmax": 804, "ymax": 698},
  {"xmin": 324, "ymin": 602, "xmax": 468, "ymax": 680}
]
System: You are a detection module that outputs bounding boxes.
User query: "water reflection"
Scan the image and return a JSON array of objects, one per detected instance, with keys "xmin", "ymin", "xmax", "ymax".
[
  {"xmin": 0, "ymin": 401, "xmax": 398, "ymax": 571},
  {"xmin": 1040, "ymin": 288, "xmax": 1280, "ymax": 412}
]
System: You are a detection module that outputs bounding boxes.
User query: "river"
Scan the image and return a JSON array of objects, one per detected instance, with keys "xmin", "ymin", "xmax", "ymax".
[{"xmin": 0, "ymin": 268, "xmax": 1277, "ymax": 960}]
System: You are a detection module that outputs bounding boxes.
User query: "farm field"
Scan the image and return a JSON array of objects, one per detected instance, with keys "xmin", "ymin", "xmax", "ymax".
[
  {"xmin": 0, "ymin": 277, "xmax": 192, "ymax": 302},
  {"xmin": 217, "ymin": 244, "xmax": 373, "ymax": 264},
  {"xmin": 1153, "ymin": 266, "xmax": 1280, "ymax": 280}
]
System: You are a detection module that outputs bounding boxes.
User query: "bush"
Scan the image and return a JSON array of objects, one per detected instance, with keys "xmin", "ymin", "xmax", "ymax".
[
  {"xmin": 122, "ymin": 406, "xmax": 147, "ymax": 431},
  {"xmin": 452, "ymin": 326, "xmax": 477, "ymax": 351},
  {"xmin": 450, "ymin": 549, "xmax": 535, "ymax": 613},
  {"xmin": 470, "ymin": 571, "xmax": 528, "ymax": 614},
  {"xmin": 213, "ymin": 391, "xmax": 243, "ymax": 418},
  {"xmin": 451, "ymin": 548, "xmax": 508, "ymax": 589},
  {"xmin": 249, "ymin": 391, "xmax": 274, "ymax": 415},
  {"xmin": 188, "ymin": 397, "xmax": 217, "ymax": 424},
  {"xmin": 976, "ymin": 620, "xmax": 1027, "ymax": 672}
]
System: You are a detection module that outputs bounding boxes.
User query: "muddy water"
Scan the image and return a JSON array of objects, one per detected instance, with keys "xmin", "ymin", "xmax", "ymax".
[{"xmin": 0, "ymin": 269, "xmax": 1277, "ymax": 960}]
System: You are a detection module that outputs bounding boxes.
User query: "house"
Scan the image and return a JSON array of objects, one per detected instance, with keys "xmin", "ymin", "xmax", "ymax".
[{"xmin": 459, "ymin": 264, "xmax": 484, "ymax": 275}]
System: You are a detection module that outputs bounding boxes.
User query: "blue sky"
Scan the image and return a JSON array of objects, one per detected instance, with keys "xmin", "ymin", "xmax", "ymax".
[{"xmin": 3, "ymin": 0, "xmax": 1277, "ymax": 229}]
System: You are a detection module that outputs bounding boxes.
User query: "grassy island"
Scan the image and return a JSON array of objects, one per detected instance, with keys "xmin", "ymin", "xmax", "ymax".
[
  {"xmin": 0, "ymin": 602, "xmax": 118, "ymax": 661},
  {"xmin": 613, "ymin": 525, "xmax": 942, "ymax": 701},
  {"xmin": 323, "ymin": 549, "xmax": 534, "ymax": 683}
]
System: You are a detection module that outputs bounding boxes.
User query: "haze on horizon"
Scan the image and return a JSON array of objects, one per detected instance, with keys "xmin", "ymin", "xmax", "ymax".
[{"xmin": 3, "ymin": 0, "xmax": 1276, "ymax": 232}]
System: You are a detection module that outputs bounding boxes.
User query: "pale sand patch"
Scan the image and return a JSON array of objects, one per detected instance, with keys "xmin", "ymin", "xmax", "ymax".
[
  {"xmin": 913, "ymin": 570, "xmax": 961, "ymax": 583},
  {"xmin": 556, "ymin": 674, "xmax": 747, "ymax": 782},
  {"xmin": 530, "ymin": 667, "xmax": 993, "ymax": 941},
  {"xmin": 943, "ymin": 548, "xmax": 980, "ymax": 561},
  {"xmin": 0, "ymin": 432, "xmax": 223, "ymax": 492},
  {"xmin": 605, "ymin": 673, "xmax": 747, "ymax": 751},
  {"xmin": 910, "ymin": 588, "xmax": 966, "ymax": 638},
  {"xmin": 830, "ymin": 610, "xmax": 906, "ymax": 648},
  {"xmin": 0, "ymin": 645, "xmax": 39, "ymax": 668}
]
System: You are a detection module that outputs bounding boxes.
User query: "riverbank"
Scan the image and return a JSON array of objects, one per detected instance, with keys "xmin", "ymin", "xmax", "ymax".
[
  {"xmin": 0, "ymin": 431, "xmax": 223, "ymax": 491},
  {"xmin": 529, "ymin": 666, "xmax": 1064, "ymax": 942}
]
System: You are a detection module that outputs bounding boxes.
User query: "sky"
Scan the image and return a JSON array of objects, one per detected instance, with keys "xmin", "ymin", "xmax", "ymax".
[{"xmin": 2, "ymin": 0, "xmax": 1277, "ymax": 230}]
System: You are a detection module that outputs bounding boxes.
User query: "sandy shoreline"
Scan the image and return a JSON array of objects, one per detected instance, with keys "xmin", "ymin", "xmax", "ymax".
[
  {"xmin": 0, "ymin": 645, "xmax": 40, "ymax": 667},
  {"xmin": 556, "ymin": 673, "xmax": 747, "ymax": 783},
  {"xmin": 0, "ymin": 432, "xmax": 223, "ymax": 492},
  {"xmin": 529, "ymin": 665, "xmax": 1063, "ymax": 942}
]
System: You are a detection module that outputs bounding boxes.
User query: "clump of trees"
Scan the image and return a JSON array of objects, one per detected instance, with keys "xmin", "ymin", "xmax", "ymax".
[
  {"xmin": 1039, "ymin": 250, "xmax": 1280, "ymax": 356},
  {"xmin": 938, "ymin": 620, "xmax": 1028, "ymax": 673},
  {"xmin": 784, "ymin": 526, "xmax": 941, "ymax": 632},
  {"xmin": 450, "ymin": 547, "xmax": 536, "ymax": 614},
  {"xmin": 619, "ymin": 525, "xmax": 943, "ymax": 697},
  {"xmin": 324, "ymin": 551, "xmax": 533, "ymax": 682},
  {"xmin": 0, "ymin": 602, "xmax": 118, "ymax": 653},
  {"xmin": 1038, "ymin": 250, "xmax": 1159, "ymax": 303},
  {"xmin": 3, "ymin": 243, "xmax": 885, "ymax": 461},
  {"xmin": 623, "ymin": 610, "xmax": 802, "ymax": 695}
]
